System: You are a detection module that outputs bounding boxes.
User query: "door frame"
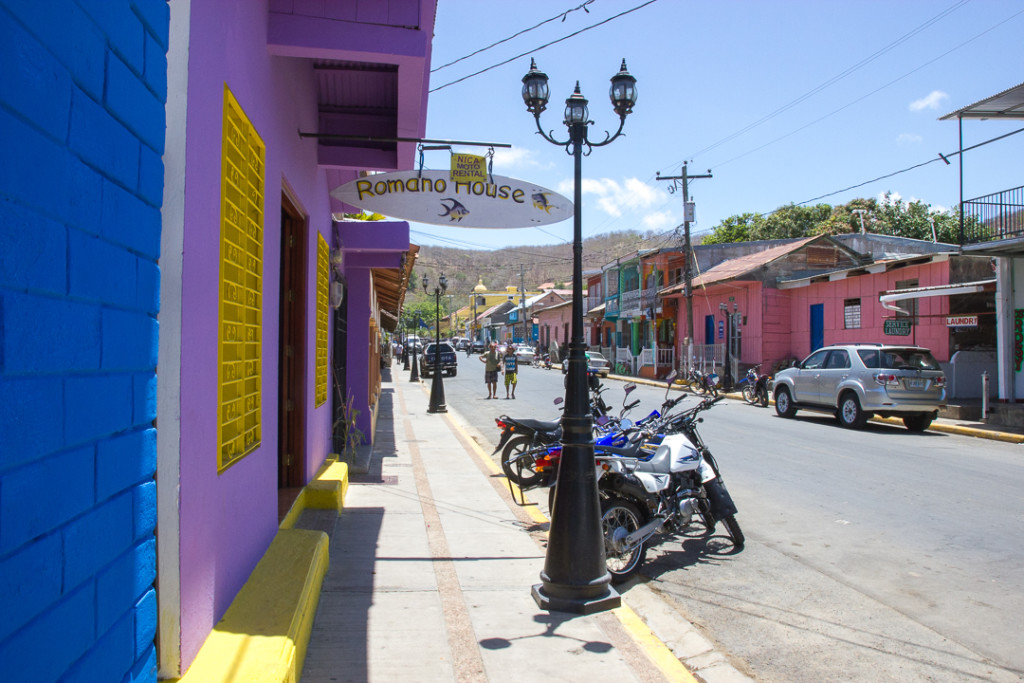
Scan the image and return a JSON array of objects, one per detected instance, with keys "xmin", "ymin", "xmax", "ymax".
[{"xmin": 278, "ymin": 191, "xmax": 307, "ymax": 489}]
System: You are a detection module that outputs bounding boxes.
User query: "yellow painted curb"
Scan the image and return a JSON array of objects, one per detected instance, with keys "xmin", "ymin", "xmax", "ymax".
[
  {"xmin": 176, "ymin": 529, "xmax": 329, "ymax": 683},
  {"xmin": 447, "ymin": 410, "xmax": 550, "ymax": 527},
  {"xmin": 613, "ymin": 603, "xmax": 700, "ymax": 683},
  {"xmin": 872, "ymin": 415, "xmax": 1024, "ymax": 443}
]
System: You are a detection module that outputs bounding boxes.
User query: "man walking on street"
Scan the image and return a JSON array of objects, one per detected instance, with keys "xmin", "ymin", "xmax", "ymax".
[
  {"xmin": 503, "ymin": 344, "xmax": 519, "ymax": 399},
  {"xmin": 479, "ymin": 341, "xmax": 500, "ymax": 399}
]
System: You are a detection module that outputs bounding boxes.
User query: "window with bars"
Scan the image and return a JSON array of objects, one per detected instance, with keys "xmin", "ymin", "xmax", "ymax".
[
  {"xmin": 218, "ymin": 85, "xmax": 264, "ymax": 472},
  {"xmin": 844, "ymin": 298, "xmax": 861, "ymax": 329}
]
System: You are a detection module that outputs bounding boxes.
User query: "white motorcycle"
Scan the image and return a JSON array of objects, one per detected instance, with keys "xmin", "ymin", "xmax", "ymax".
[{"xmin": 594, "ymin": 395, "xmax": 743, "ymax": 583}]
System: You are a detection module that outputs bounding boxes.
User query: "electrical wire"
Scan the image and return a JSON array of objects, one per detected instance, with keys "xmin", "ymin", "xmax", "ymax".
[
  {"xmin": 708, "ymin": 5, "xmax": 1024, "ymax": 173},
  {"xmin": 795, "ymin": 124, "xmax": 1024, "ymax": 206},
  {"xmin": 658, "ymin": 0, "xmax": 970, "ymax": 173},
  {"xmin": 429, "ymin": 0, "xmax": 661, "ymax": 94},
  {"xmin": 431, "ymin": 1, "xmax": 596, "ymax": 74}
]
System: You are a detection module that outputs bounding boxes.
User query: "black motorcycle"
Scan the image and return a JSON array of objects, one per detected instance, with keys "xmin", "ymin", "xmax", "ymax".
[{"xmin": 739, "ymin": 364, "xmax": 770, "ymax": 407}]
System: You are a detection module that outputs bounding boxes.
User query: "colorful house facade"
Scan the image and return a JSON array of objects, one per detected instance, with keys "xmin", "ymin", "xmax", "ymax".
[
  {"xmin": 0, "ymin": 1, "xmax": 168, "ymax": 681},
  {"xmin": 157, "ymin": 0, "xmax": 435, "ymax": 675},
  {"xmin": 0, "ymin": 0, "xmax": 436, "ymax": 680}
]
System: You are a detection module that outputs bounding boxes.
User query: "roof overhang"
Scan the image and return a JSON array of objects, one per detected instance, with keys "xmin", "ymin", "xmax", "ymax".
[
  {"xmin": 878, "ymin": 279, "xmax": 996, "ymax": 314},
  {"xmin": 940, "ymin": 82, "xmax": 1024, "ymax": 120}
]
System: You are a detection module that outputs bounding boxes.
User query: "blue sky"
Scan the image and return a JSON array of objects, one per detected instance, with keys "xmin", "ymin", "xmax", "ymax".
[{"xmin": 408, "ymin": 0, "xmax": 1024, "ymax": 254}]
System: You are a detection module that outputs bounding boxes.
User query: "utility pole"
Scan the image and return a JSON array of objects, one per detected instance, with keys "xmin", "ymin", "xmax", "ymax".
[
  {"xmin": 520, "ymin": 264, "xmax": 527, "ymax": 345},
  {"xmin": 656, "ymin": 163, "xmax": 711, "ymax": 370}
]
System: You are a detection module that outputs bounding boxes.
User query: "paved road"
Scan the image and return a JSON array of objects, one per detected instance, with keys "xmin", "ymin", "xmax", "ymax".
[{"xmin": 421, "ymin": 353, "xmax": 1024, "ymax": 682}]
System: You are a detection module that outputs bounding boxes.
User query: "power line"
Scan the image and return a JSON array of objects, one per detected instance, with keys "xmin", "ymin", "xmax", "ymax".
[
  {"xmin": 795, "ymin": 124, "xmax": 1024, "ymax": 206},
  {"xmin": 707, "ymin": 5, "xmax": 1024, "ymax": 173},
  {"xmin": 431, "ymin": 1, "xmax": 596, "ymax": 74},
  {"xmin": 659, "ymin": 0, "xmax": 970, "ymax": 173},
  {"xmin": 429, "ymin": 0, "xmax": 660, "ymax": 94}
]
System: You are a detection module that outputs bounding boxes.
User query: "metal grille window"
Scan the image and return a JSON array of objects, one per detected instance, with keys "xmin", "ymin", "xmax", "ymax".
[
  {"xmin": 218, "ymin": 86, "xmax": 264, "ymax": 472},
  {"xmin": 844, "ymin": 298, "xmax": 861, "ymax": 329},
  {"xmin": 315, "ymin": 233, "xmax": 328, "ymax": 407}
]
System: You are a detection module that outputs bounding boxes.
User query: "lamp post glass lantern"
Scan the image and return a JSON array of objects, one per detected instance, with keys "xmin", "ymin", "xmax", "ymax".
[
  {"xmin": 521, "ymin": 58, "xmax": 636, "ymax": 615},
  {"xmin": 424, "ymin": 272, "xmax": 448, "ymax": 413}
]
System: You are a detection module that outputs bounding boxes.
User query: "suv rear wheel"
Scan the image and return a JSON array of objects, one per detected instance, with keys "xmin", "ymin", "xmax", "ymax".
[
  {"xmin": 903, "ymin": 412, "xmax": 934, "ymax": 432},
  {"xmin": 775, "ymin": 387, "xmax": 797, "ymax": 418},
  {"xmin": 837, "ymin": 392, "xmax": 867, "ymax": 429}
]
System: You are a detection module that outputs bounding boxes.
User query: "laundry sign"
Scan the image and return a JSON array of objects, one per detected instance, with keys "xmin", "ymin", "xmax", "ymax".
[
  {"xmin": 330, "ymin": 170, "xmax": 573, "ymax": 228},
  {"xmin": 945, "ymin": 315, "xmax": 978, "ymax": 327}
]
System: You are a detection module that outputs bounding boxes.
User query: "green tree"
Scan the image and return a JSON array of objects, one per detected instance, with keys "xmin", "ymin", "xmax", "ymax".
[{"xmin": 702, "ymin": 194, "xmax": 961, "ymax": 244}]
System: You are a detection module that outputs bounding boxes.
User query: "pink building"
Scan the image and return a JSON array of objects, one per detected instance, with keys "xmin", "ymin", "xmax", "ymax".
[{"xmin": 662, "ymin": 236, "xmax": 995, "ymax": 384}]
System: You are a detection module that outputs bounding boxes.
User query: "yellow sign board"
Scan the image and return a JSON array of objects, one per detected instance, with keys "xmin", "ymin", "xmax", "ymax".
[{"xmin": 451, "ymin": 153, "xmax": 487, "ymax": 183}]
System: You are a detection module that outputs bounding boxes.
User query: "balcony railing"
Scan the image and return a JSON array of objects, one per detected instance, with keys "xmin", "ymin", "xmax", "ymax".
[
  {"xmin": 620, "ymin": 289, "xmax": 640, "ymax": 308},
  {"xmin": 962, "ymin": 185, "xmax": 1024, "ymax": 245}
]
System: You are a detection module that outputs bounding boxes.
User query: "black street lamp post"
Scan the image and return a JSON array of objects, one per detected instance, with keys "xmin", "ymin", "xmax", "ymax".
[
  {"xmin": 521, "ymin": 58, "xmax": 637, "ymax": 614},
  {"xmin": 402, "ymin": 321, "xmax": 410, "ymax": 370},
  {"xmin": 409, "ymin": 318, "xmax": 420, "ymax": 382},
  {"xmin": 424, "ymin": 272, "xmax": 448, "ymax": 413}
]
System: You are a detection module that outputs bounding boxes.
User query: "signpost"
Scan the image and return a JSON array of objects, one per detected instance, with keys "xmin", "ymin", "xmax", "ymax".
[
  {"xmin": 883, "ymin": 319, "xmax": 912, "ymax": 336},
  {"xmin": 330, "ymin": 170, "xmax": 573, "ymax": 228}
]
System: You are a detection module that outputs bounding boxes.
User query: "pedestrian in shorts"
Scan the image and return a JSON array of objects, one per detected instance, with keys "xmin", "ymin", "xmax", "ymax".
[
  {"xmin": 479, "ymin": 341, "xmax": 500, "ymax": 399},
  {"xmin": 503, "ymin": 344, "xmax": 518, "ymax": 399}
]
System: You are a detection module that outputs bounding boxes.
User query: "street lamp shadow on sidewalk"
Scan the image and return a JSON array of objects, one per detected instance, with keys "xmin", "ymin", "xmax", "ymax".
[
  {"xmin": 478, "ymin": 612, "xmax": 613, "ymax": 653},
  {"xmin": 520, "ymin": 58, "xmax": 637, "ymax": 615}
]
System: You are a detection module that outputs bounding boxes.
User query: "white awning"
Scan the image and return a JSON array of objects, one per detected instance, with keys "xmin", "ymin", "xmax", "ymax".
[{"xmin": 878, "ymin": 279, "xmax": 995, "ymax": 313}]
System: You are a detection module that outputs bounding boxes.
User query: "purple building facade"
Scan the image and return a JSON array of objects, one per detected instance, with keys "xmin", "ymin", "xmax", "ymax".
[{"xmin": 158, "ymin": 0, "xmax": 433, "ymax": 674}]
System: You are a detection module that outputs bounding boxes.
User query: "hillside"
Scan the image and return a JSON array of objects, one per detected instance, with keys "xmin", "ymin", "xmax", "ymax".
[{"xmin": 410, "ymin": 229, "xmax": 680, "ymax": 301}]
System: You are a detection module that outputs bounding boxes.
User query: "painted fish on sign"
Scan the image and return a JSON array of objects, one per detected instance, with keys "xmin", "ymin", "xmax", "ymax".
[{"xmin": 330, "ymin": 170, "xmax": 573, "ymax": 228}]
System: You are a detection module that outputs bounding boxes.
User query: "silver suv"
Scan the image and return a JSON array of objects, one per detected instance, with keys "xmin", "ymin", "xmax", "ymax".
[{"xmin": 772, "ymin": 343, "xmax": 946, "ymax": 431}]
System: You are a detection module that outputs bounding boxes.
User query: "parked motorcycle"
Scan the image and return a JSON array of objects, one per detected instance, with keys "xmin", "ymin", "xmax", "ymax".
[
  {"xmin": 493, "ymin": 374, "xmax": 638, "ymax": 491},
  {"xmin": 684, "ymin": 365, "xmax": 720, "ymax": 397},
  {"xmin": 493, "ymin": 372, "xmax": 627, "ymax": 488},
  {"xmin": 738, "ymin": 364, "xmax": 771, "ymax": 407},
  {"xmin": 596, "ymin": 389, "xmax": 744, "ymax": 583}
]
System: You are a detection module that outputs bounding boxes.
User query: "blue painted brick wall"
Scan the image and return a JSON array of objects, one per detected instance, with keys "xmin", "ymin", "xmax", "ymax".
[{"xmin": 0, "ymin": 1, "xmax": 167, "ymax": 681}]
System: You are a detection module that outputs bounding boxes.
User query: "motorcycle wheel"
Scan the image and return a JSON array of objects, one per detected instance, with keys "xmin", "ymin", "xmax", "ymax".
[
  {"xmin": 722, "ymin": 515, "xmax": 745, "ymax": 549},
  {"xmin": 501, "ymin": 436, "xmax": 544, "ymax": 488},
  {"xmin": 601, "ymin": 497, "xmax": 647, "ymax": 584},
  {"xmin": 757, "ymin": 386, "xmax": 769, "ymax": 408},
  {"xmin": 742, "ymin": 384, "xmax": 756, "ymax": 404}
]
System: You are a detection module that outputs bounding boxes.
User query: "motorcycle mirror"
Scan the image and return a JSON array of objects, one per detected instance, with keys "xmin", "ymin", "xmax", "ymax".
[
  {"xmin": 666, "ymin": 370, "xmax": 678, "ymax": 384},
  {"xmin": 624, "ymin": 383, "xmax": 637, "ymax": 396},
  {"xmin": 553, "ymin": 397, "xmax": 564, "ymax": 405}
]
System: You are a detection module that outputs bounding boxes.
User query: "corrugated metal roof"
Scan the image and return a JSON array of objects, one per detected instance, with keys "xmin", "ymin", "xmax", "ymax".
[
  {"xmin": 660, "ymin": 236, "xmax": 820, "ymax": 294},
  {"xmin": 940, "ymin": 81, "xmax": 1024, "ymax": 120}
]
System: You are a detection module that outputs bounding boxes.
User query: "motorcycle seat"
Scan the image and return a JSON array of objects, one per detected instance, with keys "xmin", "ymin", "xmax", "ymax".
[{"xmin": 512, "ymin": 418, "xmax": 561, "ymax": 433}]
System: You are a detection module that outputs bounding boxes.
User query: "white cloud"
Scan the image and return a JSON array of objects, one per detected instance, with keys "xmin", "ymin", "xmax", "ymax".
[
  {"xmin": 556, "ymin": 177, "xmax": 662, "ymax": 218},
  {"xmin": 491, "ymin": 146, "xmax": 554, "ymax": 171},
  {"xmin": 909, "ymin": 90, "xmax": 948, "ymax": 112},
  {"xmin": 641, "ymin": 210, "xmax": 676, "ymax": 231},
  {"xmin": 897, "ymin": 133, "xmax": 923, "ymax": 145}
]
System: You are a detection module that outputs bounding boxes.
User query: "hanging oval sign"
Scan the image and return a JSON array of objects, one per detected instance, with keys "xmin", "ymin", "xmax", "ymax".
[{"xmin": 330, "ymin": 170, "xmax": 573, "ymax": 229}]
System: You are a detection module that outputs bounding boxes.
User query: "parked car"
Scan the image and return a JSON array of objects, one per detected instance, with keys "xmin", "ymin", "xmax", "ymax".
[
  {"xmin": 772, "ymin": 343, "xmax": 946, "ymax": 431},
  {"xmin": 470, "ymin": 339, "xmax": 486, "ymax": 354},
  {"xmin": 514, "ymin": 346, "xmax": 537, "ymax": 364},
  {"xmin": 586, "ymin": 351, "xmax": 611, "ymax": 377},
  {"xmin": 454, "ymin": 337, "xmax": 470, "ymax": 351},
  {"xmin": 559, "ymin": 350, "xmax": 611, "ymax": 377},
  {"xmin": 421, "ymin": 342, "xmax": 458, "ymax": 378}
]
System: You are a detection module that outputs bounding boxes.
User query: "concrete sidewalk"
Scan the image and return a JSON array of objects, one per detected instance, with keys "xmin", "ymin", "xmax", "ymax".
[{"xmin": 299, "ymin": 371, "xmax": 749, "ymax": 683}]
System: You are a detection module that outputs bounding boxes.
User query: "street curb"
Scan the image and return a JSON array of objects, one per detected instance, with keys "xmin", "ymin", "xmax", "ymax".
[{"xmin": 433, "ymin": 383, "xmax": 701, "ymax": 682}]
